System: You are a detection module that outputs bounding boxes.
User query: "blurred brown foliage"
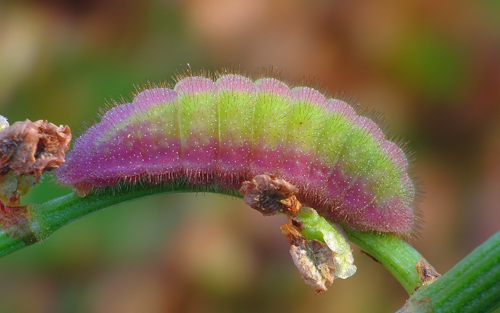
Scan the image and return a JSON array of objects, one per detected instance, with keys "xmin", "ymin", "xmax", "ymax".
[{"xmin": 0, "ymin": 0, "xmax": 499, "ymax": 312}]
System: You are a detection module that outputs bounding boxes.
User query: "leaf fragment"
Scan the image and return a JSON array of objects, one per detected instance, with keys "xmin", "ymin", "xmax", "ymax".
[{"xmin": 281, "ymin": 222, "xmax": 336, "ymax": 294}]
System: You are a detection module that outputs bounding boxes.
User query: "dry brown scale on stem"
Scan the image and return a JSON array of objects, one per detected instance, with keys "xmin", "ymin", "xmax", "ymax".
[{"xmin": 415, "ymin": 257, "xmax": 441, "ymax": 290}]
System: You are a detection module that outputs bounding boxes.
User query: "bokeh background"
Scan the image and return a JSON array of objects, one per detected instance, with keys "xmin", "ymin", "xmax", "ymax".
[{"xmin": 1, "ymin": 0, "xmax": 500, "ymax": 312}]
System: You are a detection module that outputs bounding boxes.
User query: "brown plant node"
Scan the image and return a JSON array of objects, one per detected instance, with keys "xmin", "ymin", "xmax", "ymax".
[
  {"xmin": 415, "ymin": 257, "xmax": 441, "ymax": 291},
  {"xmin": 0, "ymin": 205, "xmax": 37, "ymax": 243}
]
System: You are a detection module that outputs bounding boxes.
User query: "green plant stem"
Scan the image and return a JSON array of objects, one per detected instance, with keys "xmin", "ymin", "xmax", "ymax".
[
  {"xmin": 400, "ymin": 230, "xmax": 500, "ymax": 313},
  {"xmin": 0, "ymin": 231, "xmax": 26, "ymax": 256},
  {"xmin": 4, "ymin": 180, "xmax": 499, "ymax": 313},
  {"xmin": 1, "ymin": 181, "xmax": 236, "ymax": 253},
  {"xmin": 344, "ymin": 228, "xmax": 425, "ymax": 294},
  {"xmin": 0, "ymin": 181, "xmax": 430, "ymax": 293},
  {"xmin": 28, "ymin": 182, "xmax": 213, "ymax": 241}
]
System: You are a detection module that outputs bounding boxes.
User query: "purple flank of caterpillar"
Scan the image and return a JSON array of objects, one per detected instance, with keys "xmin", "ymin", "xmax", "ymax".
[{"xmin": 56, "ymin": 69, "xmax": 420, "ymax": 237}]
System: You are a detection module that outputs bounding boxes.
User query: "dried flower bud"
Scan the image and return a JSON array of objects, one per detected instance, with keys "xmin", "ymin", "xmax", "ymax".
[
  {"xmin": 0, "ymin": 118, "xmax": 71, "ymax": 207},
  {"xmin": 0, "ymin": 119, "xmax": 71, "ymax": 176},
  {"xmin": 239, "ymin": 174, "xmax": 302, "ymax": 216}
]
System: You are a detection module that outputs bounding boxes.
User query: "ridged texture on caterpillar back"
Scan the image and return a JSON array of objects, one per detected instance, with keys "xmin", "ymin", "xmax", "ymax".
[{"xmin": 56, "ymin": 72, "xmax": 418, "ymax": 236}]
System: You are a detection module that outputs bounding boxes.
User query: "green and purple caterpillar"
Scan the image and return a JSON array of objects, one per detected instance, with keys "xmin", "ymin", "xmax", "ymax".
[{"xmin": 56, "ymin": 71, "xmax": 418, "ymax": 236}]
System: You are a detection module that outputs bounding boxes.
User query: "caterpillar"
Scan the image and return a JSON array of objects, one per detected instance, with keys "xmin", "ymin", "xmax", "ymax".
[{"xmin": 56, "ymin": 70, "xmax": 418, "ymax": 236}]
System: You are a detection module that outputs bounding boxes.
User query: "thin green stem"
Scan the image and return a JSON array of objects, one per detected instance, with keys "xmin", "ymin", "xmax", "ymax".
[
  {"xmin": 0, "ymin": 231, "xmax": 26, "ymax": 256},
  {"xmin": 6, "ymin": 180, "xmax": 500, "ymax": 313},
  {"xmin": 344, "ymin": 228, "xmax": 426, "ymax": 294},
  {"xmin": 28, "ymin": 182, "xmax": 209, "ymax": 241},
  {"xmin": 1, "ymin": 181, "xmax": 236, "ymax": 252},
  {"xmin": 0, "ymin": 180, "xmax": 430, "ymax": 295}
]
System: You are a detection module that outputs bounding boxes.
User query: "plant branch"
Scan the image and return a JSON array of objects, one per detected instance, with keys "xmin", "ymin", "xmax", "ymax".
[
  {"xmin": 400, "ymin": 230, "xmax": 500, "ymax": 313},
  {"xmin": 0, "ymin": 180, "xmax": 433, "ymax": 295},
  {"xmin": 1, "ymin": 182, "xmax": 499, "ymax": 312},
  {"xmin": 0, "ymin": 181, "xmax": 236, "ymax": 255},
  {"xmin": 344, "ymin": 228, "xmax": 432, "ymax": 295}
]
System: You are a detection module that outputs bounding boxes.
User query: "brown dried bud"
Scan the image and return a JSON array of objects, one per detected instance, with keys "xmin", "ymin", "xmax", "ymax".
[
  {"xmin": 0, "ymin": 119, "xmax": 71, "ymax": 207},
  {"xmin": 239, "ymin": 174, "xmax": 302, "ymax": 216},
  {"xmin": 0, "ymin": 119, "xmax": 71, "ymax": 176}
]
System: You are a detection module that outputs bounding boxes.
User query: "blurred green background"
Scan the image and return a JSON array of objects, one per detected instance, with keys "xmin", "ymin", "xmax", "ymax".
[{"xmin": 1, "ymin": 0, "xmax": 500, "ymax": 312}]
